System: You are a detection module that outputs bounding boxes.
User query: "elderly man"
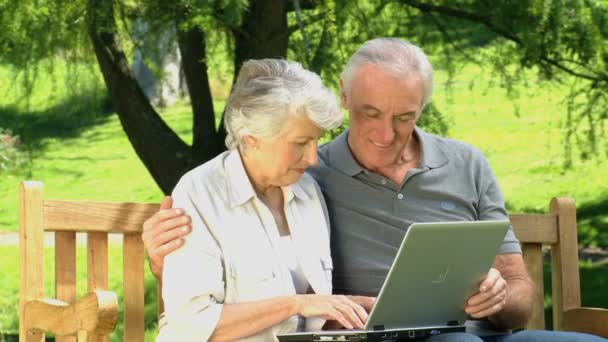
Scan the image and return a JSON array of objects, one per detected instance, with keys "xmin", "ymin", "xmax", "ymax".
[{"xmin": 143, "ymin": 38, "xmax": 604, "ymax": 341}]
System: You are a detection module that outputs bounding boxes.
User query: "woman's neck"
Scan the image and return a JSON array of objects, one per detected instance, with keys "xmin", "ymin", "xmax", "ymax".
[{"xmin": 240, "ymin": 150, "xmax": 279, "ymax": 198}]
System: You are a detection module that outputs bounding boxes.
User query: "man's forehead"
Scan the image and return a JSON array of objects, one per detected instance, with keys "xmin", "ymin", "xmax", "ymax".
[{"xmin": 350, "ymin": 71, "xmax": 424, "ymax": 111}]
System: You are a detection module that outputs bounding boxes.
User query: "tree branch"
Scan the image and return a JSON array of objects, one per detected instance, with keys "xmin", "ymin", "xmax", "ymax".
[
  {"xmin": 287, "ymin": 12, "xmax": 327, "ymax": 36},
  {"xmin": 397, "ymin": 0, "xmax": 608, "ymax": 84},
  {"xmin": 175, "ymin": 6, "xmax": 223, "ymax": 156},
  {"xmin": 398, "ymin": 0, "xmax": 521, "ymax": 44}
]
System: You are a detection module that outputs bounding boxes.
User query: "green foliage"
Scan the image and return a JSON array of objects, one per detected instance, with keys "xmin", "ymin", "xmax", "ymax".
[{"xmin": 0, "ymin": 128, "xmax": 29, "ymax": 175}]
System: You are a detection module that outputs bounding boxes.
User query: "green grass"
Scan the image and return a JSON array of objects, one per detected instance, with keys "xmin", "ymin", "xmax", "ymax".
[
  {"xmin": 0, "ymin": 60, "xmax": 607, "ymax": 338},
  {"xmin": 432, "ymin": 64, "xmax": 608, "ymax": 247}
]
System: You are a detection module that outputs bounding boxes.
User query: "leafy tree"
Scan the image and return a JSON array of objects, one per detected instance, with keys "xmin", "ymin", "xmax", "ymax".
[{"xmin": 1, "ymin": 0, "xmax": 606, "ymax": 192}]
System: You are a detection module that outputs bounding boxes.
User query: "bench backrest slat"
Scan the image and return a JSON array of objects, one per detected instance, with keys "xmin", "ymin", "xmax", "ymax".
[
  {"xmin": 510, "ymin": 213, "xmax": 557, "ymax": 331},
  {"xmin": 55, "ymin": 231, "xmax": 77, "ymax": 342},
  {"xmin": 87, "ymin": 232, "xmax": 109, "ymax": 342},
  {"xmin": 44, "ymin": 200, "xmax": 159, "ymax": 233},
  {"xmin": 19, "ymin": 181, "xmax": 45, "ymax": 342},
  {"xmin": 509, "ymin": 214, "xmax": 558, "ymax": 244},
  {"xmin": 124, "ymin": 234, "xmax": 146, "ymax": 342},
  {"xmin": 521, "ymin": 243, "xmax": 546, "ymax": 329}
]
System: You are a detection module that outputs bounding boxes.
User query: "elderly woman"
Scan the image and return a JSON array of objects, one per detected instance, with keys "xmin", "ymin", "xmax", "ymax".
[{"xmin": 157, "ymin": 59, "xmax": 367, "ymax": 341}]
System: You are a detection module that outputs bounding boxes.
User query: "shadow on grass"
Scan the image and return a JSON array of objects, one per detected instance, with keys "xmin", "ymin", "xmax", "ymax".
[{"xmin": 0, "ymin": 91, "xmax": 113, "ymax": 153}]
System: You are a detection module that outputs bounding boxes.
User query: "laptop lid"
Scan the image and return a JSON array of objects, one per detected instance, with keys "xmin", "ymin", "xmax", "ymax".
[{"xmin": 364, "ymin": 220, "xmax": 510, "ymax": 330}]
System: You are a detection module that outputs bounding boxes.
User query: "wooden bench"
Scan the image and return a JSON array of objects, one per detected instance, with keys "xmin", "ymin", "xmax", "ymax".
[
  {"xmin": 18, "ymin": 181, "xmax": 608, "ymax": 341},
  {"xmin": 19, "ymin": 181, "xmax": 161, "ymax": 342}
]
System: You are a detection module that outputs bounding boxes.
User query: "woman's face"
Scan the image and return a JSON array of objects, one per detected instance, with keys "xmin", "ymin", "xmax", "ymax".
[{"xmin": 250, "ymin": 114, "xmax": 323, "ymax": 187}]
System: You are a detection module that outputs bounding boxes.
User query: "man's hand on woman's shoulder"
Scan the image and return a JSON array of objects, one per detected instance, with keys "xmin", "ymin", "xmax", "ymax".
[{"xmin": 142, "ymin": 196, "xmax": 191, "ymax": 279}]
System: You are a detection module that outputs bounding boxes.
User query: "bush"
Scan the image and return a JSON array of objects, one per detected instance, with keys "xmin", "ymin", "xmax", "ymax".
[{"xmin": 0, "ymin": 128, "xmax": 28, "ymax": 174}]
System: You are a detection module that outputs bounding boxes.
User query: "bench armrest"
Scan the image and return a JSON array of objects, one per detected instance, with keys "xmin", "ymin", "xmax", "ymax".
[
  {"xmin": 23, "ymin": 290, "xmax": 118, "ymax": 336},
  {"xmin": 563, "ymin": 307, "xmax": 608, "ymax": 338}
]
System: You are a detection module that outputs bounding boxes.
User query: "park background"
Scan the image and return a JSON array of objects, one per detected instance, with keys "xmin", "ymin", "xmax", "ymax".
[{"xmin": 0, "ymin": 1, "xmax": 607, "ymax": 341}]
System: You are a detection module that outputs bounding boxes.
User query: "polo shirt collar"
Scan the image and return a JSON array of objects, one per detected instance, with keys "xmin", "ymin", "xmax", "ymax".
[
  {"xmin": 327, "ymin": 130, "xmax": 365, "ymax": 176},
  {"xmin": 224, "ymin": 149, "xmax": 310, "ymax": 208},
  {"xmin": 415, "ymin": 126, "xmax": 448, "ymax": 169}
]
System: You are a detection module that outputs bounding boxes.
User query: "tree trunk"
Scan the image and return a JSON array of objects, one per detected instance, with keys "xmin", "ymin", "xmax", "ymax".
[
  {"xmin": 86, "ymin": 0, "xmax": 290, "ymax": 194},
  {"xmin": 218, "ymin": 0, "xmax": 289, "ymax": 134},
  {"xmin": 176, "ymin": 8, "xmax": 225, "ymax": 158},
  {"xmin": 234, "ymin": 0, "xmax": 288, "ymax": 72},
  {"xmin": 86, "ymin": 0, "xmax": 194, "ymax": 194}
]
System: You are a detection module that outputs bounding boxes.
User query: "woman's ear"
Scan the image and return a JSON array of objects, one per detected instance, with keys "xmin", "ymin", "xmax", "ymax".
[{"xmin": 242, "ymin": 135, "xmax": 258, "ymax": 150}]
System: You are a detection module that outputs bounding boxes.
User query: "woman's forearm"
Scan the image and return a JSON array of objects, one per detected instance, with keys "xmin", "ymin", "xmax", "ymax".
[{"xmin": 209, "ymin": 296, "xmax": 299, "ymax": 341}]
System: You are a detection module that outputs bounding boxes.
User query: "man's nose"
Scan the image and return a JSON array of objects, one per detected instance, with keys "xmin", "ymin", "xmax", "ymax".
[{"xmin": 377, "ymin": 120, "xmax": 395, "ymax": 145}]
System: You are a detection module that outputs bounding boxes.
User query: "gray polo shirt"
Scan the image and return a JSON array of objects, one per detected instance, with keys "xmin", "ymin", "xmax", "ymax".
[{"xmin": 307, "ymin": 127, "xmax": 521, "ymax": 296}]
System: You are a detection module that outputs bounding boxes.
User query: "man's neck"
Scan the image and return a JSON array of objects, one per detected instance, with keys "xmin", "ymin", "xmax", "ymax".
[{"xmin": 374, "ymin": 134, "xmax": 421, "ymax": 186}]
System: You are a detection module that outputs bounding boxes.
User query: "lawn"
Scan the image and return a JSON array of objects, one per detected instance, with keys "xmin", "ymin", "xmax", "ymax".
[{"xmin": 0, "ymin": 60, "xmax": 606, "ymax": 339}]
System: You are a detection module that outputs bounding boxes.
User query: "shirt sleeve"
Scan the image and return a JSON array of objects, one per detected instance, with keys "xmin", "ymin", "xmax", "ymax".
[
  {"xmin": 157, "ymin": 178, "xmax": 225, "ymax": 341},
  {"xmin": 476, "ymin": 152, "xmax": 522, "ymax": 254}
]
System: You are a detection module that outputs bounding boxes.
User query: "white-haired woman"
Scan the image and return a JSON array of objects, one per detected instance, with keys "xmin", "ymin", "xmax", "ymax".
[{"xmin": 156, "ymin": 59, "xmax": 368, "ymax": 341}]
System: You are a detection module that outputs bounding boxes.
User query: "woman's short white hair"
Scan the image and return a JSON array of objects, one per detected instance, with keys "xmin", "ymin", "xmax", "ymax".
[
  {"xmin": 224, "ymin": 59, "xmax": 343, "ymax": 150},
  {"xmin": 341, "ymin": 38, "xmax": 434, "ymax": 108}
]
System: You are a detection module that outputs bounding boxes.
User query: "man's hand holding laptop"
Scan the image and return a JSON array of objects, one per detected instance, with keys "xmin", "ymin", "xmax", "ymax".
[{"xmin": 465, "ymin": 267, "xmax": 508, "ymax": 319}]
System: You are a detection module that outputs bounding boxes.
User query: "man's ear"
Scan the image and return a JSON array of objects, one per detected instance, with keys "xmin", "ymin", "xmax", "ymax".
[{"xmin": 339, "ymin": 78, "xmax": 348, "ymax": 108}]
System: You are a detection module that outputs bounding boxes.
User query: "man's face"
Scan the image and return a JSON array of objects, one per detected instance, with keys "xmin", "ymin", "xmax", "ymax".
[{"xmin": 342, "ymin": 64, "xmax": 424, "ymax": 172}]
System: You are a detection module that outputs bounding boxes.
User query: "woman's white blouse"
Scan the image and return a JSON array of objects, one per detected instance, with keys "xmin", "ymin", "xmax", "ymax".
[{"xmin": 157, "ymin": 149, "xmax": 333, "ymax": 341}]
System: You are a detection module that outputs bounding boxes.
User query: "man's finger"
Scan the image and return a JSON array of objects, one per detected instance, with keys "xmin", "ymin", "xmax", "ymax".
[
  {"xmin": 479, "ymin": 268, "xmax": 500, "ymax": 292},
  {"xmin": 144, "ymin": 208, "xmax": 185, "ymax": 229},
  {"xmin": 153, "ymin": 238, "xmax": 185, "ymax": 259},
  {"xmin": 468, "ymin": 299, "xmax": 506, "ymax": 319},
  {"xmin": 149, "ymin": 225, "xmax": 191, "ymax": 250},
  {"xmin": 466, "ymin": 290, "xmax": 507, "ymax": 315},
  {"xmin": 150, "ymin": 216, "xmax": 191, "ymax": 237},
  {"xmin": 160, "ymin": 196, "xmax": 173, "ymax": 210},
  {"xmin": 468, "ymin": 280, "xmax": 505, "ymax": 306},
  {"xmin": 142, "ymin": 217, "xmax": 190, "ymax": 248}
]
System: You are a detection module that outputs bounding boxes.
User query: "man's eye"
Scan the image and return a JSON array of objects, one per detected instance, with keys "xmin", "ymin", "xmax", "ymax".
[
  {"xmin": 398, "ymin": 115, "xmax": 415, "ymax": 122},
  {"xmin": 366, "ymin": 112, "xmax": 380, "ymax": 117}
]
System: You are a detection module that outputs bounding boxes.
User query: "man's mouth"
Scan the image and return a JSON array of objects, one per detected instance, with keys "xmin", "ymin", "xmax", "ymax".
[{"xmin": 371, "ymin": 141, "xmax": 391, "ymax": 148}]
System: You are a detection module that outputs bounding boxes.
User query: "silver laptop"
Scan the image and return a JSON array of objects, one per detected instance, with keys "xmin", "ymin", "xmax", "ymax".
[{"xmin": 278, "ymin": 220, "xmax": 510, "ymax": 341}]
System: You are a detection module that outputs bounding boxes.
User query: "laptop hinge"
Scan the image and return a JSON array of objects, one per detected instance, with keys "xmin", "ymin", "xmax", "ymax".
[
  {"xmin": 372, "ymin": 325, "xmax": 385, "ymax": 331},
  {"xmin": 446, "ymin": 320, "xmax": 460, "ymax": 326}
]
